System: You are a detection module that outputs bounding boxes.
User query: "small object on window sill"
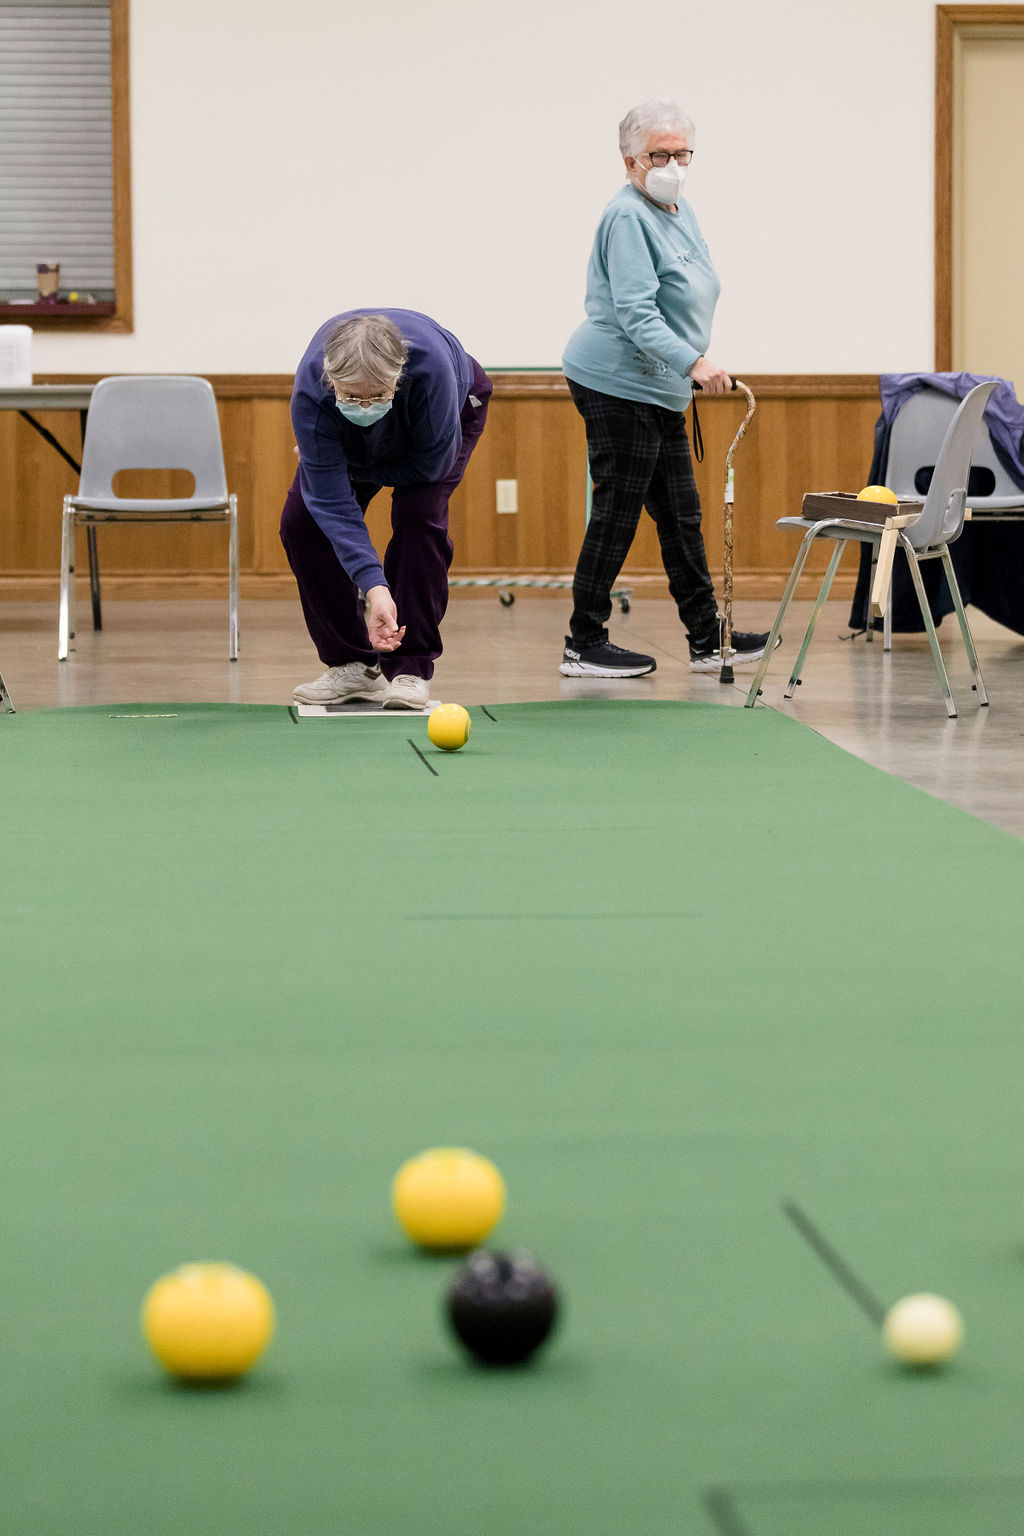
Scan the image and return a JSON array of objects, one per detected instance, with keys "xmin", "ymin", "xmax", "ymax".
[{"xmin": 36, "ymin": 263, "xmax": 61, "ymax": 302}]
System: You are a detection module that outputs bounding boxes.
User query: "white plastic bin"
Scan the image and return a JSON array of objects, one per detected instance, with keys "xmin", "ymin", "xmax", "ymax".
[{"xmin": 0, "ymin": 326, "xmax": 33, "ymax": 386}]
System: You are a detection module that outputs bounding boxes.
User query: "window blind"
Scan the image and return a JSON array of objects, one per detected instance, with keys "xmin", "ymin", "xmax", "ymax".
[{"xmin": 0, "ymin": 0, "xmax": 114, "ymax": 297}]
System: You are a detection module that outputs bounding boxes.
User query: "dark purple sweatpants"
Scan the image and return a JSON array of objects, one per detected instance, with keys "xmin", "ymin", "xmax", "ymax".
[{"xmin": 280, "ymin": 359, "xmax": 491, "ymax": 680}]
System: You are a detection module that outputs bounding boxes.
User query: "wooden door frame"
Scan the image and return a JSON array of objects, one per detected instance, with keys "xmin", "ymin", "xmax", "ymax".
[
  {"xmin": 109, "ymin": 0, "xmax": 133, "ymax": 332},
  {"xmin": 935, "ymin": 5, "xmax": 1024, "ymax": 368}
]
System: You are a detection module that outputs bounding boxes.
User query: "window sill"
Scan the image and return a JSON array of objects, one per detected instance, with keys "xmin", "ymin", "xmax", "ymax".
[{"xmin": 0, "ymin": 301, "xmax": 120, "ymax": 327}]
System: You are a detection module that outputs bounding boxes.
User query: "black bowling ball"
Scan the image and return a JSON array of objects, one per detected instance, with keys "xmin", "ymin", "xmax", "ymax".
[{"xmin": 445, "ymin": 1250, "xmax": 560, "ymax": 1366}]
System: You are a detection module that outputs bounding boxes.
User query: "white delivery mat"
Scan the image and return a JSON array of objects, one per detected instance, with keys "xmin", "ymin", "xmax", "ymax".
[{"xmin": 292, "ymin": 699, "xmax": 442, "ymax": 718}]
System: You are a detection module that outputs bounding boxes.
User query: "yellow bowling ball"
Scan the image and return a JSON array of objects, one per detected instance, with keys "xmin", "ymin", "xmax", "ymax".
[
  {"xmin": 142, "ymin": 1262, "xmax": 275, "ymax": 1380},
  {"xmin": 427, "ymin": 703, "xmax": 471, "ymax": 751},
  {"xmin": 856, "ymin": 484, "xmax": 899, "ymax": 504},
  {"xmin": 392, "ymin": 1147, "xmax": 505, "ymax": 1249}
]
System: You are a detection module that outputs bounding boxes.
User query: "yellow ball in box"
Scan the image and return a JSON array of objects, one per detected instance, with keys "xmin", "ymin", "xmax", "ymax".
[{"xmin": 857, "ymin": 484, "xmax": 899, "ymax": 505}]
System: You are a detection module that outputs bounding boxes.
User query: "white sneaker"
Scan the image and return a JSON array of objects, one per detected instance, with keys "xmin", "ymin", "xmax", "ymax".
[
  {"xmin": 382, "ymin": 674, "xmax": 431, "ymax": 710},
  {"xmin": 292, "ymin": 663, "xmax": 388, "ymax": 705}
]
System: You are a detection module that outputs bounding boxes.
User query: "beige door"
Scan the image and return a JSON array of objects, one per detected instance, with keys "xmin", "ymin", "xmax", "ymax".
[{"xmin": 954, "ymin": 31, "xmax": 1024, "ymax": 389}]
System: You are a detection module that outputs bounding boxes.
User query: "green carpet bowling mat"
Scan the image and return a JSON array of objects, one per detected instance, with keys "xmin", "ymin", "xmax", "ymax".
[{"xmin": 2, "ymin": 700, "xmax": 1024, "ymax": 1535}]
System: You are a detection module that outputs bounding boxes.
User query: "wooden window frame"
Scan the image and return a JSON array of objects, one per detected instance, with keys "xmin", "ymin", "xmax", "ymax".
[
  {"xmin": 0, "ymin": 0, "xmax": 132, "ymax": 332},
  {"xmin": 935, "ymin": 4, "xmax": 1024, "ymax": 369}
]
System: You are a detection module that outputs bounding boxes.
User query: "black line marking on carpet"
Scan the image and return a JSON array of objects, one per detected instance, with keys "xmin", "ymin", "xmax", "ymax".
[
  {"xmin": 407, "ymin": 738, "xmax": 439, "ymax": 776},
  {"xmin": 479, "ymin": 706, "xmax": 498, "ymax": 722},
  {"xmin": 703, "ymin": 1488, "xmax": 753, "ymax": 1536},
  {"xmin": 287, "ymin": 706, "xmax": 299, "ymax": 724},
  {"xmin": 703, "ymin": 1476, "xmax": 1024, "ymax": 1536},
  {"xmin": 782, "ymin": 1199, "xmax": 887, "ymax": 1326}
]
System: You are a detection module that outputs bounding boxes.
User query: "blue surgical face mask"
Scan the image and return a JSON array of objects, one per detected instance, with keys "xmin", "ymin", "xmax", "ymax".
[{"xmin": 335, "ymin": 399, "xmax": 393, "ymax": 427}]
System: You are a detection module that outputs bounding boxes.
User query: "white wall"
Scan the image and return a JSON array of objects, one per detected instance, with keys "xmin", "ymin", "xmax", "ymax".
[{"xmin": 31, "ymin": 0, "xmax": 982, "ymax": 376}]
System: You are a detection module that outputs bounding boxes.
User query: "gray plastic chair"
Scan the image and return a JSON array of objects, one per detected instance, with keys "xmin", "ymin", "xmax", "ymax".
[
  {"xmin": 885, "ymin": 385, "xmax": 1024, "ymax": 513},
  {"xmin": 58, "ymin": 376, "xmax": 239, "ymax": 661},
  {"xmin": 874, "ymin": 383, "xmax": 1024, "ymax": 646},
  {"xmin": 744, "ymin": 380, "xmax": 997, "ymax": 719}
]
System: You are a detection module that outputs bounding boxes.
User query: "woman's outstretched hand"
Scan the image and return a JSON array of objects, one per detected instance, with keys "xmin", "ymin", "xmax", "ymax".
[{"xmin": 365, "ymin": 585, "xmax": 406, "ymax": 651}]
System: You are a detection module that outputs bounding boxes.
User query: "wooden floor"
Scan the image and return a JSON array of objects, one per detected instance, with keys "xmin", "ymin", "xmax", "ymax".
[{"xmin": 3, "ymin": 592, "xmax": 1023, "ymax": 838}]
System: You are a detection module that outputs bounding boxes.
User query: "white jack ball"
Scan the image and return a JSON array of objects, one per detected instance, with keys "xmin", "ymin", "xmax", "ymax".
[{"xmin": 883, "ymin": 1293, "xmax": 963, "ymax": 1366}]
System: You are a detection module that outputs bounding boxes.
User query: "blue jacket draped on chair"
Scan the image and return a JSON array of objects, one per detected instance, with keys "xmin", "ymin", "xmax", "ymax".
[{"xmin": 850, "ymin": 371, "xmax": 1024, "ymax": 636}]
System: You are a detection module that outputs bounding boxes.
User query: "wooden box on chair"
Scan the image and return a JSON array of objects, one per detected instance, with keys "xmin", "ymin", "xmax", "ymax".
[{"xmin": 800, "ymin": 492, "xmax": 924, "ymax": 524}]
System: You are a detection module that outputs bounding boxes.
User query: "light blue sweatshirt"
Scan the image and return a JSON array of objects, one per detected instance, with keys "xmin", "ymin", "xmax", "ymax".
[{"xmin": 562, "ymin": 183, "xmax": 721, "ymax": 411}]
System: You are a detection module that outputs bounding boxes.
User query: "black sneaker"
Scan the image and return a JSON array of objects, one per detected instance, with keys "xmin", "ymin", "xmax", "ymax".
[
  {"xmin": 560, "ymin": 636, "xmax": 656, "ymax": 678},
  {"xmin": 688, "ymin": 623, "xmax": 780, "ymax": 672}
]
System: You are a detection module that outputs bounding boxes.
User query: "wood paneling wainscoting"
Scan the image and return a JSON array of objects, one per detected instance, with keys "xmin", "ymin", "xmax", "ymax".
[{"xmin": 0, "ymin": 373, "xmax": 882, "ymax": 602}]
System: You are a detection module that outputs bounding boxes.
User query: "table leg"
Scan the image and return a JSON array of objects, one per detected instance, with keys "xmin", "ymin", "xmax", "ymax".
[{"xmin": 86, "ymin": 526, "xmax": 102, "ymax": 630}]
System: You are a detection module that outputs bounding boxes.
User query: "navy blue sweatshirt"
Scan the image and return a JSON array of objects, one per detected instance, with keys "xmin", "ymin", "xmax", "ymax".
[{"xmin": 290, "ymin": 308, "xmax": 476, "ymax": 592}]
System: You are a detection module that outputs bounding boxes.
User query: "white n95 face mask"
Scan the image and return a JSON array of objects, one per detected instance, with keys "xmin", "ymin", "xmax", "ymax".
[
  {"xmin": 335, "ymin": 399, "xmax": 392, "ymax": 427},
  {"xmin": 643, "ymin": 162, "xmax": 687, "ymax": 204}
]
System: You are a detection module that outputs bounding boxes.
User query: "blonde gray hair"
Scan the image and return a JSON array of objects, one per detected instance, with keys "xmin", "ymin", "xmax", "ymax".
[
  {"xmin": 618, "ymin": 100, "xmax": 696, "ymax": 159},
  {"xmin": 322, "ymin": 314, "xmax": 409, "ymax": 392}
]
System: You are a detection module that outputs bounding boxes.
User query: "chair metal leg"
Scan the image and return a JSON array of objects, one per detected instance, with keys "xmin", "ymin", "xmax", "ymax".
[
  {"xmin": 78, "ymin": 406, "xmax": 102, "ymax": 631},
  {"xmin": 0, "ymin": 665, "xmax": 14, "ymax": 713},
  {"xmin": 940, "ymin": 545, "xmax": 988, "ymax": 705},
  {"xmin": 87, "ymin": 526, "xmax": 102, "ymax": 631},
  {"xmin": 228, "ymin": 495, "xmax": 239, "ymax": 661},
  {"xmin": 744, "ymin": 527, "xmax": 820, "ymax": 707},
  {"xmin": 784, "ymin": 540, "xmax": 846, "ymax": 698},
  {"xmin": 883, "ymin": 584, "xmax": 892, "ymax": 650},
  {"xmin": 899, "ymin": 535, "xmax": 957, "ymax": 718},
  {"xmin": 58, "ymin": 499, "xmax": 75, "ymax": 661}
]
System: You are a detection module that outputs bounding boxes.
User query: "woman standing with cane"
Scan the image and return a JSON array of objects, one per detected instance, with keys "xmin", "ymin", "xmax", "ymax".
[{"xmin": 560, "ymin": 99, "xmax": 774, "ymax": 679}]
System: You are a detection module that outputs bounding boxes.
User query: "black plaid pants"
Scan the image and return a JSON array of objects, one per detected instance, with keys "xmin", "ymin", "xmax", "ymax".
[{"xmin": 567, "ymin": 378, "xmax": 718, "ymax": 646}]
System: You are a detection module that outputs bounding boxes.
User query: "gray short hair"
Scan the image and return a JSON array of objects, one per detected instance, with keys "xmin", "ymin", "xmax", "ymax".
[
  {"xmin": 618, "ymin": 100, "xmax": 696, "ymax": 159},
  {"xmin": 322, "ymin": 314, "xmax": 409, "ymax": 392}
]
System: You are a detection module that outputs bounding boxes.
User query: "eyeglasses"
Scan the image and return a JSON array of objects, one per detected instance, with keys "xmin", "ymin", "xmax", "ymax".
[
  {"xmin": 641, "ymin": 149, "xmax": 693, "ymax": 167},
  {"xmin": 335, "ymin": 392, "xmax": 393, "ymax": 407}
]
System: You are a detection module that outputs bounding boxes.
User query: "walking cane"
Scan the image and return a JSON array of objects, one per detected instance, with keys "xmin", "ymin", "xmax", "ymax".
[{"xmin": 718, "ymin": 380, "xmax": 757, "ymax": 684}]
